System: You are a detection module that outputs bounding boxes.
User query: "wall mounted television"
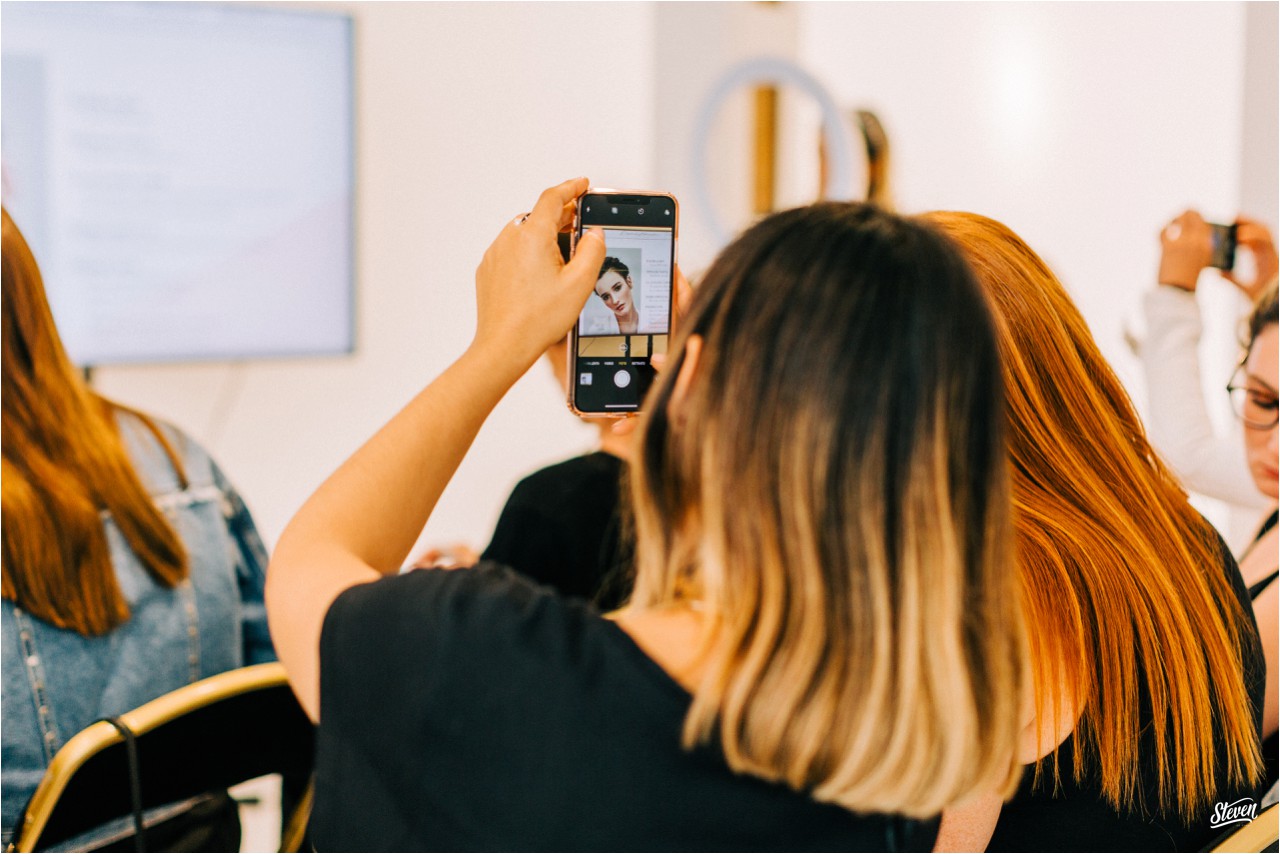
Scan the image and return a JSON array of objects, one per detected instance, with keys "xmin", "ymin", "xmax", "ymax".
[{"xmin": 1, "ymin": 1, "xmax": 355, "ymax": 366}]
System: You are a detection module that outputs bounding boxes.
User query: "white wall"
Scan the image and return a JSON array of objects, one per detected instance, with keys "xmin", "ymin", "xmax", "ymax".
[
  {"xmin": 1241, "ymin": 0, "xmax": 1279, "ymax": 232},
  {"xmin": 798, "ymin": 1, "xmax": 1244, "ymax": 385},
  {"xmin": 87, "ymin": 1, "xmax": 1267, "ymax": 556},
  {"xmin": 796, "ymin": 1, "xmax": 1257, "ymax": 542},
  {"xmin": 652, "ymin": 2, "xmax": 799, "ymax": 272}
]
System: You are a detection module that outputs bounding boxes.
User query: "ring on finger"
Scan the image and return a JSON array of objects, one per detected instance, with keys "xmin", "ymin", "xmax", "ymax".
[{"xmin": 513, "ymin": 212, "xmax": 531, "ymax": 227}]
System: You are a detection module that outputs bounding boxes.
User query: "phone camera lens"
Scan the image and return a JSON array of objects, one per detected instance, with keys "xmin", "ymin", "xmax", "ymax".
[
  {"xmin": 664, "ymin": 209, "xmax": 671, "ymax": 216},
  {"xmin": 611, "ymin": 207, "xmax": 618, "ymax": 214},
  {"xmin": 638, "ymin": 208, "xmax": 645, "ymax": 215}
]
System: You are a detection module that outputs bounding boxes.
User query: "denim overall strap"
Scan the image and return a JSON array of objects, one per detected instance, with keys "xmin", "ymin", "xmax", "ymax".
[
  {"xmin": 147, "ymin": 452, "xmax": 220, "ymax": 687},
  {"xmin": 11, "ymin": 605, "xmax": 62, "ymax": 764}
]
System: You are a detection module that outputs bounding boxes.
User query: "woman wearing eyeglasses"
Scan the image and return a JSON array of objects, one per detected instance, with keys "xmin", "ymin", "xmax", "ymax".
[
  {"xmin": 1145, "ymin": 211, "xmax": 1278, "ymax": 787},
  {"xmin": 1144, "ymin": 212, "xmax": 1277, "ymax": 521}
]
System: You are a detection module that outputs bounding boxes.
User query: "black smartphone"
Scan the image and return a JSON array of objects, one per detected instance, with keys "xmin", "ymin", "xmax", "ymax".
[
  {"xmin": 568, "ymin": 189, "xmax": 678, "ymax": 416},
  {"xmin": 1208, "ymin": 222, "xmax": 1238, "ymax": 270}
]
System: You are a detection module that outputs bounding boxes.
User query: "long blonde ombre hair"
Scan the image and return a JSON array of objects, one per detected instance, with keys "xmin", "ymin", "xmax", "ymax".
[
  {"xmin": 629, "ymin": 203, "xmax": 1027, "ymax": 818},
  {"xmin": 925, "ymin": 211, "xmax": 1262, "ymax": 819},
  {"xmin": 2, "ymin": 207, "xmax": 189, "ymax": 636}
]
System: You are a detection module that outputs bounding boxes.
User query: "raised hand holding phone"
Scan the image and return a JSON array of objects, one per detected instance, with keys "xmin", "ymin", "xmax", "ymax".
[
  {"xmin": 1160, "ymin": 209, "xmax": 1277, "ymax": 301},
  {"xmin": 268, "ymin": 177, "xmax": 606, "ymax": 719}
]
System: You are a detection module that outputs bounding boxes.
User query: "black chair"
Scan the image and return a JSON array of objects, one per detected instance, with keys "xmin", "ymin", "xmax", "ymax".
[{"xmin": 8, "ymin": 663, "xmax": 314, "ymax": 852}]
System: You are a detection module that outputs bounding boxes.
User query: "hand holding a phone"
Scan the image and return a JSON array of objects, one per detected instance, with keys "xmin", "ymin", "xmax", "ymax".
[
  {"xmin": 1158, "ymin": 210, "xmax": 1216, "ymax": 291},
  {"xmin": 473, "ymin": 177, "xmax": 606, "ymax": 369},
  {"xmin": 1222, "ymin": 216, "xmax": 1278, "ymax": 303},
  {"xmin": 268, "ymin": 178, "xmax": 607, "ymax": 717}
]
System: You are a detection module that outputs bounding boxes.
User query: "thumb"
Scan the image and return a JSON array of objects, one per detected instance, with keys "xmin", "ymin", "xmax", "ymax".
[{"xmin": 564, "ymin": 228, "xmax": 607, "ymax": 295}]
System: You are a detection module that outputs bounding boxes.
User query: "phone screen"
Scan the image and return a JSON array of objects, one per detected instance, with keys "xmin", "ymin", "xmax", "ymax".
[{"xmin": 571, "ymin": 193, "xmax": 677, "ymax": 414}]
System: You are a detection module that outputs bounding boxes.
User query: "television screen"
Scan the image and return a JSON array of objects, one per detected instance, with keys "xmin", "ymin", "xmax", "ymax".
[{"xmin": 1, "ymin": 1, "xmax": 355, "ymax": 365}]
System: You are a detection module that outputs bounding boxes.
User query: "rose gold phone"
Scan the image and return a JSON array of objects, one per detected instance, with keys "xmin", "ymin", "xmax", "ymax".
[{"xmin": 568, "ymin": 188, "xmax": 679, "ymax": 417}]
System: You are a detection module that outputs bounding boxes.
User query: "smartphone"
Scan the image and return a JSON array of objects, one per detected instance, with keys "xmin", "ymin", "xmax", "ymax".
[
  {"xmin": 1208, "ymin": 222, "xmax": 1238, "ymax": 270},
  {"xmin": 568, "ymin": 189, "xmax": 678, "ymax": 416}
]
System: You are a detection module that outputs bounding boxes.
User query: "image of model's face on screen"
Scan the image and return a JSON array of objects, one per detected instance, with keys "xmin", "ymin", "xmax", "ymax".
[
  {"xmin": 577, "ymin": 231, "xmax": 672, "ymax": 338},
  {"xmin": 594, "ymin": 266, "xmax": 636, "ymax": 330}
]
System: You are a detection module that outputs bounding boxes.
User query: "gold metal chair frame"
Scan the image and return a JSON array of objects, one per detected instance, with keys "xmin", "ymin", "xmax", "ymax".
[{"xmin": 11, "ymin": 662, "xmax": 312, "ymax": 853}]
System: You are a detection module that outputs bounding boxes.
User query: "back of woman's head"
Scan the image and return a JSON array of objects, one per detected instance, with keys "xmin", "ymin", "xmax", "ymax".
[
  {"xmin": 922, "ymin": 210, "xmax": 1261, "ymax": 818},
  {"xmin": 629, "ymin": 202, "xmax": 1026, "ymax": 817},
  {"xmin": 2, "ymin": 207, "xmax": 187, "ymax": 636}
]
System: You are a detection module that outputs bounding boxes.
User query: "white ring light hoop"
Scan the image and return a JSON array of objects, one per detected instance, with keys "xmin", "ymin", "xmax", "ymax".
[{"xmin": 692, "ymin": 57, "xmax": 857, "ymax": 247}]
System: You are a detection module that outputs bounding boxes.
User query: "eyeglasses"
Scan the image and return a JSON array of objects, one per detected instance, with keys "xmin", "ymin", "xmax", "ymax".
[{"xmin": 1226, "ymin": 366, "xmax": 1279, "ymax": 430}]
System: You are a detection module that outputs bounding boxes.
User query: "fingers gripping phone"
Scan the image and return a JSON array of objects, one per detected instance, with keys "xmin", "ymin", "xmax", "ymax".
[{"xmin": 568, "ymin": 189, "xmax": 678, "ymax": 416}]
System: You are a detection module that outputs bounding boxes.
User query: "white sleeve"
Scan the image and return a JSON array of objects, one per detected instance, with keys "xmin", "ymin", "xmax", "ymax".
[{"xmin": 1141, "ymin": 286, "xmax": 1268, "ymax": 509}]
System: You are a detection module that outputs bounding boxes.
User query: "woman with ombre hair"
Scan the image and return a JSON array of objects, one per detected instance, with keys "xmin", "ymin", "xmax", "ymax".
[
  {"xmin": 266, "ymin": 180, "xmax": 1028, "ymax": 850},
  {"xmin": 925, "ymin": 211, "xmax": 1265, "ymax": 851},
  {"xmin": 0, "ymin": 208, "xmax": 274, "ymax": 848}
]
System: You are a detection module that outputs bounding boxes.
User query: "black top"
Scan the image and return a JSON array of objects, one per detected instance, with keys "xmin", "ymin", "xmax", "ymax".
[
  {"xmin": 987, "ymin": 530, "xmax": 1267, "ymax": 852},
  {"xmin": 1244, "ymin": 509, "xmax": 1278, "ymax": 798},
  {"xmin": 482, "ymin": 452, "xmax": 632, "ymax": 610},
  {"xmin": 313, "ymin": 564, "xmax": 937, "ymax": 852},
  {"xmin": 1255, "ymin": 509, "xmax": 1279, "ymax": 542},
  {"xmin": 1244, "ymin": 510, "xmax": 1278, "ymax": 601}
]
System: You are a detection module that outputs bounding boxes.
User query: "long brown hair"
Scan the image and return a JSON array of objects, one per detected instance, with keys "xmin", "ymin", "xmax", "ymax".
[
  {"xmin": 924, "ymin": 211, "xmax": 1261, "ymax": 819},
  {"xmin": 629, "ymin": 203, "xmax": 1027, "ymax": 817},
  {"xmin": 2, "ymin": 207, "xmax": 189, "ymax": 636}
]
